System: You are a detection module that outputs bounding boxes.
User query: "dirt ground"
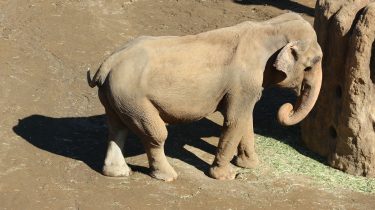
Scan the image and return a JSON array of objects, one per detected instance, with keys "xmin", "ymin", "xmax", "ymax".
[{"xmin": 1, "ymin": 0, "xmax": 375, "ymax": 209}]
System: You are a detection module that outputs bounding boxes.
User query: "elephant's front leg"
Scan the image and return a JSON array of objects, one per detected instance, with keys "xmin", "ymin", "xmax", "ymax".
[
  {"xmin": 234, "ymin": 119, "xmax": 259, "ymax": 169},
  {"xmin": 209, "ymin": 116, "xmax": 250, "ymax": 180}
]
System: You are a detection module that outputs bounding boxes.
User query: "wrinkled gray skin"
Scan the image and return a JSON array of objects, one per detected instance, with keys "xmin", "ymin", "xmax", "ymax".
[{"xmin": 88, "ymin": 13, "xmax": 323, "ymax": 181}]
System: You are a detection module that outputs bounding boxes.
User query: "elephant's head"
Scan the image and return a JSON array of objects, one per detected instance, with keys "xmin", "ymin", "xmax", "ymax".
[{"xmin": 268, "ymin": 40, "xmax": 323, "ymax": 126}]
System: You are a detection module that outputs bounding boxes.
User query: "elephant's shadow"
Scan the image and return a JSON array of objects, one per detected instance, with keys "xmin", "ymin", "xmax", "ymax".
[
  {"xmin": 12, "ymin": 113, "xmax": 220, "ymax": 174},
  {"xmin": 13, "ymin": 88, "xmax": 323, "ymax": 176}
]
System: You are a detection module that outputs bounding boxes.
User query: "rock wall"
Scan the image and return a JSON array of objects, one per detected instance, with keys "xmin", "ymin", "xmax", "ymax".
[{"xmin": 301, "ymin": 0, "xmax": 375, "ymax": 177}]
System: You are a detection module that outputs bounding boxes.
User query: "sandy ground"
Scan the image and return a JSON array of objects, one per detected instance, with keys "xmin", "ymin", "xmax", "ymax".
[{"xmin": 1, "ymin": 0, "xmax": 375, "ymax": 209}]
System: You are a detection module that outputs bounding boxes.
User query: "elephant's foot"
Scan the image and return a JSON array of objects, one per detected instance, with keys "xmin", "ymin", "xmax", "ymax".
[
  {"xmin": 234, "ymin": 153, "xmax": 259, "ymax": 169},
  {"xmin": 103, "ymin": 163, "xmax": 132, "ymax": 177},
  {"xmin": 209, "ymin": 164, "xmax": 236, "ymax": 180},
  {"xmin": 150, "ymin": 163, "xmax": 178, "ymax": 182}
]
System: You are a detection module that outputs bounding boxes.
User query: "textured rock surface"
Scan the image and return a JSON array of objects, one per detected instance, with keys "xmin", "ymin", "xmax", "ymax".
[{"xmin": 302, "ymin": 0, "xmax": 375, "ymax": 176}]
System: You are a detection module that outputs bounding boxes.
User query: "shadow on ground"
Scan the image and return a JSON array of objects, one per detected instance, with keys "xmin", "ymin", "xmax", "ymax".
[
  {"xmin": 233, "ymin": 0, "xmax": 315, "ymax": 17},
  {"xmin": 253, "ymin": 87, "xmax": 326, "ymax": 164},
  {"xmin": 13, "ymin": 88, "xmax": 325, "ymax": 176},
  {"xmin": 12, "ymin": 113, "xmax": 219, "ymax": 175}
]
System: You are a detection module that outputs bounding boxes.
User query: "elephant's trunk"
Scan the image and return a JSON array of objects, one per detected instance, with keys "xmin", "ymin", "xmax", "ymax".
[{"xmin": 277, "ymin": 63, "xmax": 322, "ymax": 126}]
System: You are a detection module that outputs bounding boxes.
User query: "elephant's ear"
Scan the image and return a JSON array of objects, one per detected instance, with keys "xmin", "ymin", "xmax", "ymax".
[{"xmin": 274, "ymin": 40, "xmax": 309, "ymax": 75}]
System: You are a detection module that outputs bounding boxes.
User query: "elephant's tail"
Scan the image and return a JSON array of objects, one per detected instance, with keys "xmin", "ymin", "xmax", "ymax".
[{"xmin": 87, "ymin": 62, "xmax": 111, "ymax": 88}]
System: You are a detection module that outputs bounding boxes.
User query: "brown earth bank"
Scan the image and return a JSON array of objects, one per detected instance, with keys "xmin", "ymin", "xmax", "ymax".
[{"xmin": 1, "ymin": 0, "xmax": 374, "ymax": 209}]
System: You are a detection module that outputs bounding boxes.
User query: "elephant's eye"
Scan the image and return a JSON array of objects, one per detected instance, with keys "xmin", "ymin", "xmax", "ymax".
[{"xmin": 304, "ymin": 66, "xmax": 312, "ymax": 72}]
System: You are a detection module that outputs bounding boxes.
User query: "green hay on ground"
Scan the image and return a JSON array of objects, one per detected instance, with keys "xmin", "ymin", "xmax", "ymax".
[{"xmin": 242, "ymin": 135, "xmax": 375, "ymax": 193}]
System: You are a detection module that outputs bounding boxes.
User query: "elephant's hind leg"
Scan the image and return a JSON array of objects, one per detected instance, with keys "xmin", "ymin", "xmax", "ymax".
[
  {"xmin": 102, "ymin": 107, "xmax": 132, "ymax": 177},
  {"xmin": 127, "ymin": 100, "xmax": 177, "ymax": 182}
]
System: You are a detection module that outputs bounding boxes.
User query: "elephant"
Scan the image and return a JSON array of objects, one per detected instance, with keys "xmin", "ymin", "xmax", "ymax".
[{"xmin": 87, "ymin": 12, "xmax": 323, "ymax": 181}]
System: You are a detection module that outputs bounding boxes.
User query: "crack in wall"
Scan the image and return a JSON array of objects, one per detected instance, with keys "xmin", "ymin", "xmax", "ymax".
[{"xmin": 371, "ymin": 41, "xmax": 375, "ymax": 84}]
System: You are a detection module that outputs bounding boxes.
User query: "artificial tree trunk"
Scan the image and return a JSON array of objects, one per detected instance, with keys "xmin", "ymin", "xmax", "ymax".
[{"xmin": 301, "ymin": 0, "xmax": 375, "ymax": 177}]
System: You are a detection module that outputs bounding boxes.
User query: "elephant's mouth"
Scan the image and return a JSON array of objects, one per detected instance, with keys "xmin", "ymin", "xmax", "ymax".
[
  {"xmin": 292, "ymin": 83, "xmax": 304, "ymax": 97},
  {"xmin": 278, "ymin": 63, "xmax": 322, "ymax": 126}
]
